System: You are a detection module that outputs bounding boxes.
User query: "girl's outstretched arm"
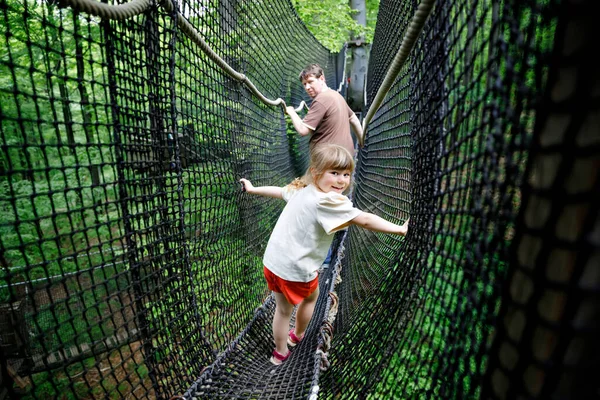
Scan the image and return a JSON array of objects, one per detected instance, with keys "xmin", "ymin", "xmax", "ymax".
[
  {"xmin": 240, "ymin": 178, "xmax": 283, "ymax": 199},
  {"xmin": 350, "ymin": 213, "xmax": 409, "ymax": 235}
]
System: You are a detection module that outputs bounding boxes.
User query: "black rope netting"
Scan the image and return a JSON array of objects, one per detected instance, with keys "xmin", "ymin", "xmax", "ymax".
[{"xmin": 0, "ymin": 0, "xmax": 598, "ymax": 399}]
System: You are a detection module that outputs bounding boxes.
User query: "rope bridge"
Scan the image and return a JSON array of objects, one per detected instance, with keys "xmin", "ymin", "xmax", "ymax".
[{"xmin": 0, "ymin": 0, "xmax": 597, "ymax": 399}]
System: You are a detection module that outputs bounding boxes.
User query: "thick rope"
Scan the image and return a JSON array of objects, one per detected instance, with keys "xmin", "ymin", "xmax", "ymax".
[
  {"xmin": 57, "ymin": 0, "xmax": 150, "ymax": 20},
  {"xmin": 362, "ymin": 0, "xmax": 436, "ymax": 137},
  {"xmin": 57, "ymin": 0, "xmax": 292, "ymax": 110},
  {"xmin": 294, "ymin": 100, "xmax": 309, "ymax": 113}
]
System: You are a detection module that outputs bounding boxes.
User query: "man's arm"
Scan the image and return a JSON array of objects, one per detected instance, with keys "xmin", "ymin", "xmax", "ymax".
[
  {"xmin": 349, "ymin": 114, "xmax": 364, "ymax": 147},
  {"xmin": 286, "ymin": 106, "xmax": 313, "ymax": 137}
]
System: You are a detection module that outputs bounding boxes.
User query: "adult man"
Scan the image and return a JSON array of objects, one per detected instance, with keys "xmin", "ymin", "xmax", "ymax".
[{"xmin": 285, "ymin": 64, "xmax": 363, "ymax": 155}]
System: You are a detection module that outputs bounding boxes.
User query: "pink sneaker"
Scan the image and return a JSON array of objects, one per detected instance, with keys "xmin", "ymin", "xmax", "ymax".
[
  {"xmin": 270, "ymin": 349, "xmax": 290, "ymax": 365},
  {"xmin": 287, "ymin": 328, "xmax": 304, "ymax": 348}
]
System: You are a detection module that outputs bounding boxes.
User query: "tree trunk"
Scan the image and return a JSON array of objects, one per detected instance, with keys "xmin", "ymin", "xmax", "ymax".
[
  {"xmin": 73, "ymin": 14, "xmax": 100, "ymax": 187},
  {"xmin": 347, "ymin": 0, "xmax": 368, "ymax": 112},
  {"xmin": 55, "ymin": 62, "xmax": 75, "ymax": 149},
  {"xmin": 45, "ymin": 8, "xmax": 75, "ymax": 153}
]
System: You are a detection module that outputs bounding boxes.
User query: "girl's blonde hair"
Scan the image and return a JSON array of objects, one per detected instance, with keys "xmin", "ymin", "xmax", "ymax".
[
  {"xmin": 289, "ymin": 144, "xmax": 355, "ymax": 190},
  {"xmin": 309, "ymin": 144, "xmax": 355, "ymax": 179}
]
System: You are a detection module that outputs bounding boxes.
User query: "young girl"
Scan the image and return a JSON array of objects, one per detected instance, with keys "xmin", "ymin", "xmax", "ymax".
[{"xmin": 240, "ymin": 144, "xmax": 409, "ymax": 365}]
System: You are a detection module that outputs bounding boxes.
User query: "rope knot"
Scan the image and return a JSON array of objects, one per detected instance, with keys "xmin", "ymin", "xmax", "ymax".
[{"xmin": 316, "ymin": 349, "xmax": 331, "ymax": 371}]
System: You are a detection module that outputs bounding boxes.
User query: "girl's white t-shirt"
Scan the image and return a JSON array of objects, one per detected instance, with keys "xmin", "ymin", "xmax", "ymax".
[{"xmin": 263, "ymin": 184, "xmax": 362, "ymax": 282}]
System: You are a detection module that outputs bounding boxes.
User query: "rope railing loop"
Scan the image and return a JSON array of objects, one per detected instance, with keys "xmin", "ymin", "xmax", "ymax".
[
  {"xmin": 362, "ymin": 0, "xmax": 436, "ymax": 138},
  {"xmin": 294, "ymin": 100, "xmax": 309, "ymax": 113},
  {"xmin": 56, "ymin": 0, "xmax": 150, "ymax": 20},
  {"xmin": 326, "ymin": 291, "xmax": 339, "ymax": 325},
  {"xmin": 328, "ymin": 291, "xmax": 338, "ymax": 306},
  {"xmin": 323, "ymin": 320, "xmax": 334, "ymax": 335},
  {"xmin": 319, "ymin": 320, "xmax": 334, "ymax": 353},
  {"xmin": 318, "ymin": 332, "xmax": 330, "ymax": 351},
  {"xmin": 315, "ymin": 349, "xmax": 331, "ymax": 372},
  {"xmin": 332, "ymin": 238, "xmax": 346, "ymax": 285}
]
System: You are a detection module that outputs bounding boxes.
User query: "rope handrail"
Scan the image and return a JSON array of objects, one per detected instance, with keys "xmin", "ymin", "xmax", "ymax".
[
  {"xmin": 294, "ymin": 100, "xmax": 309, "ymax": 112},
  {"xmin": 57, "ymin": 0, "xmax": 295, "ymax": 110},
  {"xmin": 57, "ymin": 0, "xmax": 149, "ymax": 20},
  {"xmin": 361, "ymin": 0, "xmax": 436, "ymax": 138}
]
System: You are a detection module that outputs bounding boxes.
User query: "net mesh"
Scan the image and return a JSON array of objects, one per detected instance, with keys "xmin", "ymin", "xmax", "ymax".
[{"xmin": 0, "ymin": 0, "xmax": 598, "ymax": 399}]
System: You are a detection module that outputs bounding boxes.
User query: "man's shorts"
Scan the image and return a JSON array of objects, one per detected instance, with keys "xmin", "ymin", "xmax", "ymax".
[{"xmin": 263, "ymin": 266, "xmax": 318, "ymax": 306}]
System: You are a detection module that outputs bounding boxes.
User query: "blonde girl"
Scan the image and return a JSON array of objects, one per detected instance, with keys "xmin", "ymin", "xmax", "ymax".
[{"xmin": 240, "ymin": 144, "xmax": 409, "ymax": 365}]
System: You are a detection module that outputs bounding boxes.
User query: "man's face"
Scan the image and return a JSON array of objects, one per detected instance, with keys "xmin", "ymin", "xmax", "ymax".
[{"xmin": 302, "ymin": 75, "xmax": 326, "ymax": 98}]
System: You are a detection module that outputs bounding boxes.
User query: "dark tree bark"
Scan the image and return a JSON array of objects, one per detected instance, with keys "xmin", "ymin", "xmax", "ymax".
[{"xmin": 347, "ymin": 0, "xmax": 368, "ymax": 112}]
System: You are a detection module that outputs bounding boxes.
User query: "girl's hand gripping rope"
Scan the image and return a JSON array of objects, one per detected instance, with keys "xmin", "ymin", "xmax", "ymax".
[
  {"xmin": 400, "ymin": 217, "xmax": 410, "ymax": 235},
  {"xmin": 240, "ymin": 178, "xmax": 254, "ymax": 193},
  {"xmin": 239, "ymin": 178, "xmax": 283, "ymax": 199}
]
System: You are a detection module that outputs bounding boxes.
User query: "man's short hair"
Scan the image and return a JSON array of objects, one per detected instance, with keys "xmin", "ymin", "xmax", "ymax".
[{"xmin": 299, "ymin": 64, "xmax": 324, "ymax": 82}]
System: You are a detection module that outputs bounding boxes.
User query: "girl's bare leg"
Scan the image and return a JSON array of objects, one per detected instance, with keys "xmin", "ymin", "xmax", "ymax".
[
  {"xmin": 293, "ymin": 286, "xmax": 319, "ymax": 337},
  {"xmin": 272, "ymin": 292, "xmax": 294, "ymax": 355}
]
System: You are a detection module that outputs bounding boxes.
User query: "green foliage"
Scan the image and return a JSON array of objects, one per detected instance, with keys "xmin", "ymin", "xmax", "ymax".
[
  {"xmin": 292, "ymin": 0, "xmax": 378, "ymax": 50},
  {"xmin": 365, "ymin": 0, "xmax": 380, "ymax": 37}
]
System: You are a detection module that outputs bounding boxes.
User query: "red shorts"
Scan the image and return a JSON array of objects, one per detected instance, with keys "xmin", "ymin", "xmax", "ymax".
[{"xmin": 263, "ymin": 266, "xmax": 318, "ymax": 306}]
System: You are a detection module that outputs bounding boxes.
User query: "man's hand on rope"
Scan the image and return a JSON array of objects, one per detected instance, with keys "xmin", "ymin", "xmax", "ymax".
[{"xmin": 284, "ymin": 106, "xmax": 311, "ymax": 137}]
